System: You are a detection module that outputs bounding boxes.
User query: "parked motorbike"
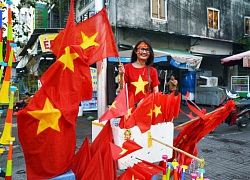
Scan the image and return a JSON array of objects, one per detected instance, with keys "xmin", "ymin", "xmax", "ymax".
[{"xmin": 219, "ymin": 88, "xmax": 250, "ymax": 130}]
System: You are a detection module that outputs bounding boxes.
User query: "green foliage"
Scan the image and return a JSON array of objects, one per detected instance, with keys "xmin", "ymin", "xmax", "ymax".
[
  {"xmin": 0, "ymin": 0, "xmax": 68, "ymax": 49},
  {"xmin": 235, "ymin": 38, "xmax": 250, "ymax": 51}
]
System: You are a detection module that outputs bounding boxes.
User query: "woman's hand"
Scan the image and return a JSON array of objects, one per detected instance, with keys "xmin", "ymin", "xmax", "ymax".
[{"xmin": 118, "ymin": 63, "xmax": 125, "ymax": 76}]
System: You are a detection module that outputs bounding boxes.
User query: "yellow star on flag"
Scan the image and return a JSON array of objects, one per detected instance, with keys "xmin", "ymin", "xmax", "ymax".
[
  {"xmin": 147, "ymin": 109, "xmax": 153, "ymax": 119},
  {"xmin": 131, "ymin": 75, "xmax": 149, "ymax": 95},
  {"xmin": 27, "ymin": 98, "xmax": 62, "ymax": 135},
  {"xmin": 153, "ymin": 105, "xmax": 162, "ymax": 117},
  {"xmin": 125, "ymin": 107, "xmax": 133, "ymax": 120},
  {"xmin": 80, "ymin": 32, "xmax": 100, "ymax": 49},
  {"xmin": 119, "ymin": 147, "xmax": 128, "ymax": 155},
  {"xmin": 109, "ymin": 101, "xmax": 117, "ymax": 110},
  {"xmin": 58, "ymin": 46, "xmax": 79, "ymax": 72}
]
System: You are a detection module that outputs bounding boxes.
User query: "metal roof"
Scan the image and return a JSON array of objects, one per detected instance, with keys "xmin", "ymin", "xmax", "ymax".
[{"xmin": 18, "ymin": 28, "xmax": 62, "ymax": 57}]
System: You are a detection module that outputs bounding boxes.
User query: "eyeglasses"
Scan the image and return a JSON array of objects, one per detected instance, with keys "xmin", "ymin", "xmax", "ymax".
[{"xmin": 138, "ymin": 48, "xmax": 150, "ymax": 53}]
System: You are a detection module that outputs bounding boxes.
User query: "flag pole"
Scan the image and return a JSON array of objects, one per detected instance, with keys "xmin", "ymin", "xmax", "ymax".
[
  {"xmin": 174, "ymin": 106, "xmax": 225, "ymax": 130},
  {"xmin": 96, "ymin": 0, "xmax": 107, "ymax": 119}
]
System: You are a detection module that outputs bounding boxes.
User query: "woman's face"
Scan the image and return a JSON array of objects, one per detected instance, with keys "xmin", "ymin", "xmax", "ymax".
[{"xmin": 136, "ymin": 47, "xmax": 150, "ymax": 61}]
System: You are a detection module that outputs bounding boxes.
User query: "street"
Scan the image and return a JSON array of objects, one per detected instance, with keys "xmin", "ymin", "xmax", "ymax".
[{"xmin": 0, "ymin": 105, "xmax": 250, "ymax": 180}]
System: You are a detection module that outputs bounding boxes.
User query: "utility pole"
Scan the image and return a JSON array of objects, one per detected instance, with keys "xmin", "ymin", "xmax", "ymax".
[{"xmin": 95, "ymin": 0, "xmax": 107, "ymax": 119}]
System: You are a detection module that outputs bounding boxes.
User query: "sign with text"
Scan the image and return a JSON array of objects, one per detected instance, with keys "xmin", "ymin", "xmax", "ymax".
[
  {"xmin": 39, "ymin": 33, "xmax": 58, "ymax": 52},
  {"xmin": 35, "ymin": 2, "xmax": 48, "ymax": 28}
]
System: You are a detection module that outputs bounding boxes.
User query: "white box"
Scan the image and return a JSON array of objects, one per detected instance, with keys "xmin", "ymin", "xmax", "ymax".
[{"xmin": 92, "ymin": 120, "xmax": 174, "ymax": 170}]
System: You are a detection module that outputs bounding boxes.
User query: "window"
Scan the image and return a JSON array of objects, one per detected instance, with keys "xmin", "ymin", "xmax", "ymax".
[
  {"xmin": 207, "ymin": 8, "xmax": 219, "ymax": 29},
  {"xmin": 245, "ymin": 17, "xmax": 250, "ymax": 35},
  {"xmin": 151, "ymin": 0, "xmax": 167, "ymax": 21}
]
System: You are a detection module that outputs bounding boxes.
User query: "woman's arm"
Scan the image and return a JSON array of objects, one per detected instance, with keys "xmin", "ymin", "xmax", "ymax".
[{"xmin": 118, "ymin": 63, "xmax": 125, "ymax": 89}]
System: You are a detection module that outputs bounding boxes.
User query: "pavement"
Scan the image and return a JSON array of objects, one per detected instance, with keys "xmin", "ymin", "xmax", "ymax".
[{"xmin": 0, "ymin": 104, "xmax": 250, "ymax": 180}]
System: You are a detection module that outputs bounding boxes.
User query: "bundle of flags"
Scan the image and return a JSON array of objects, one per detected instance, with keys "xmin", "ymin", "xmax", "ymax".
[
  {"xmin": 16, "ymin": 0, "xmax": 119, "ymax": 179},
  {"xmin": 99, "ymin": 90, "xmax": 181, "ymax": 133},
  {"xmin": 166, "ymin": 96, "xmax": 235, "ymax": 179}
]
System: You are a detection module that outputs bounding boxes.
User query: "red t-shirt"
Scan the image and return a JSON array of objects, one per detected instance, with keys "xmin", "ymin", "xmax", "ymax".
[{"xmin": 124, "ymin": 63, "xmax": 160, "ymax": 103}]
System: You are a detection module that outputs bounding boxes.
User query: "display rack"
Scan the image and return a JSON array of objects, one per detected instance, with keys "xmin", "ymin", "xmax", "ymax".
[{"xmin": 231, "ymin": 76, "xmax": 250, "ymax": 92}]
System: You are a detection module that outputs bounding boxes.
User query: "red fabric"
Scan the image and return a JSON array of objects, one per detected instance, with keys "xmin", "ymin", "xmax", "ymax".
[
  {"xmin": 124, "ymin": 63, "xmax": 160, "ymax": 103},
  {"xmin": 151, "ymin": 92, "xmax": 164, "ymax": 125},
  {"xmin": 197, "ymin": 100, "xmax": 235, "ymax": 140},
  {"xmin": 51, "ymin": 8, "xmax": 118, "ymax": 65},
  {"xmin": 99, "ymin": 88, "xmax": 127, "ymax": 122},
  {"xmin": 40, "ymin": 46, "xmax": 92, "ymax": 125},
  {"xmin": 172, "ymin": 119, "xmax": 204, "ymax": 166},
  {"xmin": 17, "ymin": 88, "xmax": 76, "ymax": 179},
  {"xmin": 136, "ymin": 160, "xmax": 164, "ymax": 176},
  {"xmin": 129, "ymin": 93, "xmax": 154, "ymax": 133},
  {"xmin": 119, "ymin": 94, "xmax": 136, "ymax": 129},
  {"xmin": 71, "ymin": 136, "xmax": 91, "ymax": 180},
  {"xmin": 39, "ymin": 0, "xmax": 93, "ymax": 125},
  {"xmin": 110, "ymin": 140, "xmax": 142, "ymax": 160},
  {"xmin": 119, "ymin": 167, "xmax": 145, "ymax": 180},
  {"xmin": 81, "ymin": 150, "xmax": 105, "ymax": 180},
  {"xmin": 40, "ymin": 0, "xmax": 93, "ymax": 125},
  {"xmin": 90, "ymin": 121, "xmax": 117, "ymax": 180},
  {"xmin": 90, "ymin": 121, "xmax": 113, "ymax": 157},
  {"xmin": 173, "ymin": 93, "xmax": 181, "ymax": 118}
]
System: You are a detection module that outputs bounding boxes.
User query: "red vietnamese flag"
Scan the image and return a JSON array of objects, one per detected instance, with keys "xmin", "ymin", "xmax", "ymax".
[
  {"xmin": 99, "ymin": 88, "xmax": 127, "ymax": 122},
  {"xmin": 71, "ymin": 136, "xmax": 91, "ymax": 180},
  {"xmin": 172, "ymin": 119, "xmax": 204, "ymax": 166},
  {"xmin": 132, "ymin": 160, "xmax": 164, "ymax": 179},
  {"xmin": 90, "ymin": 121, "xmax": 117, "ymax": 180},
  {"xmin": 81, "ymin": 150, "xmax": 105, "ymax": 180},
  {"xmin": 40, "ymin": 0, "xmax": 93, "ymax": 125},
  {"xmin": 197, "ymin": 100, "xmax": 235, "ymax": 140},
  {"xmin": 17, "ymin": 88, "xmax": 76, "ymax": 179},
  {"xmin": 173, "ymin": 93, "xmax": 181, "ymax": 118},
  {"xmin": 119, "ymin": 167, "xmax": 146, "ymax": 180},
  {"xmin": 152, "ymin": 92, "xmax": 164, "ymax": 125},
  {"xmin": 129, "ymin": 93, "xmax": 154, "ymax": 133},
  {"xmin": 51, "ymin": 8, "xmax": 119, "ymax": 65},
  {"xmin": 119, "ymin": 94, "xmax": 136, "ymax": 129},
  {"xmin": 110, "ymin": 140, "xmax": 142, "ymax": 161},
  {"xmin": 40, "ymin": 45, "xmax": 92, "ymax": 124}
]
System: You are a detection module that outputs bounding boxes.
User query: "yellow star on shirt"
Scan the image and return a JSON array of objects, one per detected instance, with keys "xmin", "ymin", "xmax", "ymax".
[
  {"xmin": 109, "ymin": 100, "xmax": 117, "ymax": 110},
  {"xmin": 80, "ymin": 32, "xmax": 100, "ymax": 49},
  {"xmin": 27, "ymin": 98, "xmax": 61, "ymax": 135},
  {"xmin": 131, "ymin": 75, "xmax": 149, "ymax": 95},
  {"xmin": 58, "ymin": 46, "xmax": 79, "ymax": 72},
  {"xmin": 153, "ymin": 105, "xmax": 162, "ymax": 117}
]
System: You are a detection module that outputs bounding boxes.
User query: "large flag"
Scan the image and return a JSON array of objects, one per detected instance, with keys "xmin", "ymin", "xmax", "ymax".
[
  {"xmin": 99, "ymin": 88, "xmax": 127, "ymax": 122},
  {"xmin": 17, "ymin": 88, "xmax": 76, "ymax": 179},
  {"xmin": 51, "ymin": 8, "xmax": 119, "ymax": 65},
  {"xmin": 110, "ymin": 140, "xmax": 142, "ymax": 161},
  {"xmin": 40, "ymin": 0, "xmax": 93, "ymax": 125},
  {"xmin": 40, "ymin": 45, "xmax": 92, "ymax": 124},
  {"xmin": 71, "ymin": 136, "xmax": 91, "ymax": 180}
]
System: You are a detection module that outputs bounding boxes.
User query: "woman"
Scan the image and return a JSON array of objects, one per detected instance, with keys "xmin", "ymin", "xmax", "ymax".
[{"xmin": 118, "ymin": 38, "xmax": 160, "ymax": 104}]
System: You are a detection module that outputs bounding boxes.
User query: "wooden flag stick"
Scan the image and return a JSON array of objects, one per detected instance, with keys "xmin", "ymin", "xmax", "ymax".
[
  {"xmin": 174, "ymin": 106, "xmax": 225, "ymax": 130},
  {"xmin": 148, "ymin": 132, "xmax": 204, "ymax": 166}
]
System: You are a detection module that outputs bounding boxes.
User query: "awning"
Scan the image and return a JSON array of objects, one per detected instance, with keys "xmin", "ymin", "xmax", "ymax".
[
  {"xmin": 108, "ymin": 49, "xmax": 202, "ymax": 70},
  {"xmin": 108, "ymin": 49, "xmax": 168, "ymax": 63},
  {"xmin": 221, "ymin": 50, "xmax": 250, "ymax": 66}
]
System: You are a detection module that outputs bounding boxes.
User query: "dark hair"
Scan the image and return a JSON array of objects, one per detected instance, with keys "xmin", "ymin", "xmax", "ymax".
[
  {"xmin": 131, "ymin": 38, "xmax": 154, "ymax": 66},
  {"xmin": 25, "ymin": 92, "xmax": 30, "ymax": 96}
]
